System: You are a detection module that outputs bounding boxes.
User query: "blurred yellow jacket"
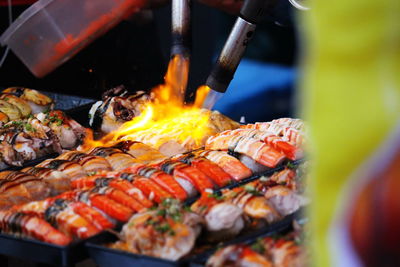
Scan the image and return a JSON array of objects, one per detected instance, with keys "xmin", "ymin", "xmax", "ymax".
[{"xmin": 301, "ymin": 0, "xmax": 400, "ymax": 265}]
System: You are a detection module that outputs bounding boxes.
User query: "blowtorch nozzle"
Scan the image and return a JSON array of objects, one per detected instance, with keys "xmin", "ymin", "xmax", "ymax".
[
  {"xmin": 203, "ymin": 0, "xmax": 269, "ymax": 109},
  {"xmin": 202, "ymin": 90, "xmax": 224, "ymax": 110}
]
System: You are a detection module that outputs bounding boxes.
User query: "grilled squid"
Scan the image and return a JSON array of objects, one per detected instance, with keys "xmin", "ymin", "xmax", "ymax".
[
  {"xmin": 3, "ymin": 87, "xmax": 53, "ymax": 114},
  {"xmin": 36, "ymin": 110, "xmax": 86, "ymax": 149},
  {"xmin": 89, "ymin": 86, "xmax": 151, "ymax": 133}
]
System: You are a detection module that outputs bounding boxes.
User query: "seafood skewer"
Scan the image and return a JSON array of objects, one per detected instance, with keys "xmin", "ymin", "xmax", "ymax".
[
  {"xmin": 113, "ymin": 140, "xmax": 167, "ymax": 163},
  {"xmin": 206, "ymin": 135, "xmax": 286, "ymax": 168},
  {"xmin": 37, "ymin": 159, "xmax": 87, "ymax": 181},
  {"xmin": 195, "ymin": 150, "xmax": 253, "ymax": 180},
  {"xmin": 210, "ymin": 128, "xmax": 301, "ymax": 160},
  {"xmin": 90, "ymin": 186, "xmax": 147, "ymax": 213},
  {"xmin": 71, "ymin": 176, "xmax": 153, "ymax": 208},
  {"xmin": 15, "ymin": 198, "xmax": 114, "ymax": 231},
  {"xmin": 241, "ymin": 121, "xmax": 304, "ymax": 147},
  {"xmin": 0, "ymin": 210, "xmax": 72, "ymax": 246},
  {"xmin": 89, "ymin": 147, "xmax": 138, "ymax": 171},
  {"xmin": 58, "ymin": 190, "xmax": 134, "ymax": 222},
  {"xmin": 57, "ymin": 151, "xmax": 113, "ymax": 173},
  {"xmin": 0, "ymin": 171, "xmax": 51, "ymax": 210},
  {"xmin": 123, "ymin": 164, "xmax": 188, "ymax": 200},
  {"xmin": 173, "ymin": 153, "xmax": 233, "ymax": 187},
  {"xmin": 22, "ymin": 166, "xmax": 71, "ymax": 195},
  {"xmin": 154, "ymin": 159, "xmax": 214, "ymax": 193},
  {"xmin": 45, "ymin": 199, "xmax": 100, "ymax": 239}
]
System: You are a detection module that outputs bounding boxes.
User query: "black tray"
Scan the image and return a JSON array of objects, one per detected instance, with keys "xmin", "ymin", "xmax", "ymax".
[
  {"xmin": 86, "ymin": 209, "xmax": 303, "ymax": 267},
  {"xmin": 87, "ymin": 232, "xmax": 189, "ymax": 267},
  {"xmin": 190, "ymin": 209, "xmax": 305, "ymax": 265},
  {"xmin": 0, "ymin": 233, "xmax": 98, "ymax": 267}
]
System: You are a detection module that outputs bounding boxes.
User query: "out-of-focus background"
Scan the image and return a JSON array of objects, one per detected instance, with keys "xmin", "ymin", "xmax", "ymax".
[{"xmin": 0, "ymin": 1, "xmax": 298, "ymax": 123}]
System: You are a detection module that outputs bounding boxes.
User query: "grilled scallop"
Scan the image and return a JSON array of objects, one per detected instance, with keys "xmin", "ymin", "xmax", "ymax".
[
  {"xmin": 0, "ymin": 100, "xmax": 22, "ymax": 120},
  {"xmin": 3, "ymin": 87, "xmax": 53, "ymax": 114},
  {"xmin": 0, "ymin": 94, "xmax": 32, "ymax": 118}
]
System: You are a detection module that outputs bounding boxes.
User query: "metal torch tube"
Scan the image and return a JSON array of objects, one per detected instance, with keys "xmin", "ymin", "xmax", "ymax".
[
  {"xmin": 206, "ymin": 18, "xmax": 256, "ymax": 93},
  {"xmin": 171, "ymin": 0, "xmax": 192, "ymax": 57}
]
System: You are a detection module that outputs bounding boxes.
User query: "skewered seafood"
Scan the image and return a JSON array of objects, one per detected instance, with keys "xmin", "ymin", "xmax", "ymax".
[
  {"xmin": 3, "ymin": 87, "xmax": 53, "ymax": 114},
  {"xmin": 57, "ymin": 151, "xmax": 113, "ymax": 173},
  {"xmin": 90, "ymin": 186, "xmax": 147, "ymax": 213},
  {"xmin": 58, "ymin": 190, "xmax": 134, "ymax": 222},
  {"xmin": 14, "ymin": 198, "xmax": 114, "ymax": 231},
  {"xmin": 0, "ymin": 171, "xmax": 51, "ymax": 210},
  {"xmin": 154, "ymin": 159, "xmax": 214, "ymax": 193},
  {"xmin": 37, "ymin": 159, "xmax": 87, "ymax": 181},
  {"xmin": 241, "ymin": 120, "xmax": 305, "ymax": 147},
  {"xmin": 206, "ymin": 135, "xmax": 287, "ymax": 168},
  {"xmin": 209, "ymin": 128, "xmax": 302, "ymax": 160},
  {"xmin": 22, "ymin": 166, "xmax": 71, "ymax": 195},
  {"xmin": 0, "ymin": 210, "xmax": 71, "ymax": 245},
  {"xmin": 123, "ymin": 164, "xmax": 188, "ymax": 200},
  {"xmin": 71, "ymin": 176, "xmax": 154, "ymax": 208},
  {"xmin": 113, "ymin": 140, "xmax": 167, "ymax": 163},
  {"xmin": 45, "ymin": 198, "xmax": 101, "ymax": 239},
  {"xmin": 172, "ymin": 153, "xmax": 233, "ymax": 187},
  {"xmin": 115, "ymin": 199, "xmax": 204, "ymax": 261},
  {"xmin": 89, "ymin": 147, "xmax": 137, "ymax": 171},
  {"xmin": 195, "ymin": 150, "xmax": 253, "ymax": 180}
]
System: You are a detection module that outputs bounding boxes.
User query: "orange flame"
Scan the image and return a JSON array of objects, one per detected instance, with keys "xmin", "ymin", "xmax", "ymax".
[{"xmin": 81, "ymin": 55, "xmax": 215, "ymax": 151}]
